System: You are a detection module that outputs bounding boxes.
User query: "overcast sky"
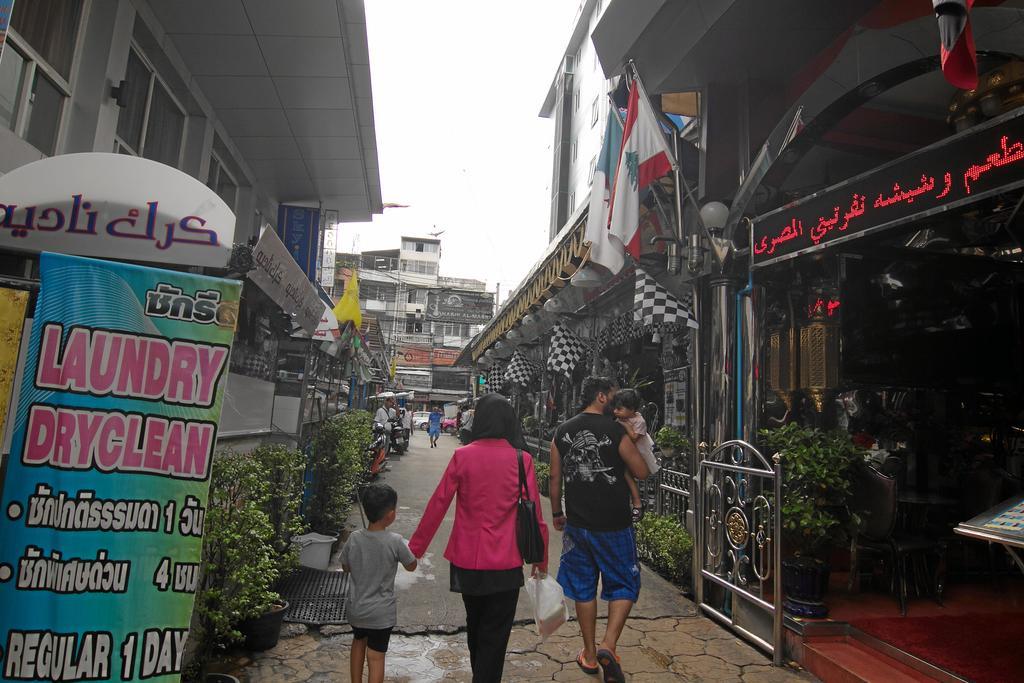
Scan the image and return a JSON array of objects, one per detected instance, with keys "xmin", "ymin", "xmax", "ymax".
[{"xmin": 338, "ymin": 0, "xmax": 582, "ymax": 301}]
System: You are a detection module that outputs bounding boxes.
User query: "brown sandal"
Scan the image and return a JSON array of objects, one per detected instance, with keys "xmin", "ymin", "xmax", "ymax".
[{"xmin": 576, "ymin": 650, "xmax": 599, "ymax": 675}]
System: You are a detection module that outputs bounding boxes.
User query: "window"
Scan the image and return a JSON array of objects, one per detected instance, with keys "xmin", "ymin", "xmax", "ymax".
[
  {"xmin": 400, "ymin": 260, "xmax": 437, "ymax": 276},
  {"xmin": 407, "ymin": 289, "xmax": 426, "ymax": 304},
  {"xmin": 569, "ymin": 192, "xmax": 576, "ymax": 213},
  {"xmin": 402, "ymin": 239, "xmax": 439, "ymax": 253},
  {"xmin": 588, "ymin": 155, "xmax": 598, "ymax": 183},
  {"xmin": 591, "ymin": 96, "xmax": 600, "ymax": 127},
  {"xmin": 405, "ymin": 314, "xmax": 423, "ymax": 334},
  {"xmin": 10, "ymin": 0, "xmax": 82, "ymax": 79},
  {"xmin": 360, "ymin": 283, "xmax": 396, "ymax": 302},
  {"xmin": 574, "ymin": 88, "xmax": 580, "ymax": 112},
  {"xmin": 207, "ymin": 152, "xmax": 238, "ymax": 212},
  {"xmin": 115, "ymin": 47, "xmax": 185, "ymax": 167},
  {"xmin": 0, "ymin": 48, "xmax": 26, "ymax": 130},
  {"xmin": 1, "ymin": 0, "xmax": 83, "ymax": 154},
  {"xmin": 571, "ymin": 138, "xmax": 578, "ymax": 163}
]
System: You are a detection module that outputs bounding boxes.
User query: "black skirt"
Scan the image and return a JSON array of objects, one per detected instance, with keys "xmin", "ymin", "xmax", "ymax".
[{"xmin": 449, "ymin": 564, "xmax": 524, "ymax": 596}]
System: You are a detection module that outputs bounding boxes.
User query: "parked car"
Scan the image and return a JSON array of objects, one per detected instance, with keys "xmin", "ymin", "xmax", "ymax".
[
  {"xmin": 442, "ymin": 417, "xmax": 458, "ymax": 434},
  {"xmin": 413, "ymin": 411, "xmax": 431, "ymax": 430}
]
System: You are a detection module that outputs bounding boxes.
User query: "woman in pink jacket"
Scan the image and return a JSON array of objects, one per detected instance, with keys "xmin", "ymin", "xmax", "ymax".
[{"xmin": 409, "ymin": 393, "xmax": 549, "ymax": 683}]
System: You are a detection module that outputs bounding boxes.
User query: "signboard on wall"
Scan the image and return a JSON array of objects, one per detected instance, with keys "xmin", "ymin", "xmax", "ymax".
[
  {"xmin": 426, "ymin": 291, "xmax": 494, "ymax": 324},
  {"xmin": 0, "ymin": 253, "xmax": 240, "ymax": 681},
  {"xmin": 249, "ymin": 227, "xmax": 322, "ymax": 333},
  {"xmin": 395, "ymin": 344, "xmax": 461, "ymax": 367},
  {"xmin": 663, "ymin": 366, "xmax": 689, "ymax": 430},
  {"xmin": 753, "ymin": 108, "xmax": 1024, "ymax": 268},
  {"xmin": 0, "ymin": 154, "xmax": 236, "ymax": 267},
  {"xmin": 276, "ymin": 204, "xmax": 321, "ymax": 281}
]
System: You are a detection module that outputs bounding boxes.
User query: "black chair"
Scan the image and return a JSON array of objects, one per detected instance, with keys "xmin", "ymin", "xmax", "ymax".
[{"xmin": 848, "ymin": 465, "xmax": 946, "ymax": 615}]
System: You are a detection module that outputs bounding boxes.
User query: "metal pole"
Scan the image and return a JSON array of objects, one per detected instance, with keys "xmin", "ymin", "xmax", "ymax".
[{"xmin": 772, "ymin": 453, "xmax": 783, "ymax": 666}]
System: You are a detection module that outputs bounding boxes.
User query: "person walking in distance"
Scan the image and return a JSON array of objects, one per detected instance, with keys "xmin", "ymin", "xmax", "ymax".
[
  {"xmin": 409, "ymin": 393, "xmax": 549, "ymax": 682},
  {"xmin": 427, "ymin": 405, "xmax": 443, "ymax": 448},
  {"xmin": 549, "ymin": 376, "xmax": 649, "ymax": 683}
]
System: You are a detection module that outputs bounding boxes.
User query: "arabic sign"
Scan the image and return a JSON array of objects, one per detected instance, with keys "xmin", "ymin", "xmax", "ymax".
[
  {"xmin": 426, "ymin": 291, "xmax": 494, "ymax": 324},
  {"xmin": 752, "ymin": 108, "xmax": 1024, "ymax": 267},
  {"xmin": 249, "ymin": 227, "xmax": 322, "ymax": 333},
  {"xmin": 0, "ymin": 153, "xmax": 235, "ymax": 267},
  {"xmin": 0, "ymin": 253, "xmax": 240, "ymax": 682},
  {"xmin": 276, "ymin": 205, "xmax": 320, "ymax": 281}
]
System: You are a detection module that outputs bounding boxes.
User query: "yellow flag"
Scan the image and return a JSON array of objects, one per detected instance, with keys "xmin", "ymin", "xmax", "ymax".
[{"xmin": 333, "ymin": 269, "xmax": 362, "ymax": 328}]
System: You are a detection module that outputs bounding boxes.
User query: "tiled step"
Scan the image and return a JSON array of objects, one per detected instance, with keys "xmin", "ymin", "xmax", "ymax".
[{"xmin": 803, "ymin": 637, "xmax": 940, "ymax": 683}]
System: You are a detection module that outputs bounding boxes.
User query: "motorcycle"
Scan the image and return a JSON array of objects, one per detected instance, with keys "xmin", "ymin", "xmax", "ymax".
[
  {"xmin": 387, "ymin": 417, "xmax": 407, "ymax": 455},
  {"xmin": 367, "ymin": 421, "xmax": 389, "ymax": 477}
]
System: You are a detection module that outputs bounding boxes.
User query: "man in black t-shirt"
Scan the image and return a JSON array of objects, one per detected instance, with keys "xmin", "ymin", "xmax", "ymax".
[{"xmin": 549, "ymin": 377, "xmax": 649, "ymax": 683}]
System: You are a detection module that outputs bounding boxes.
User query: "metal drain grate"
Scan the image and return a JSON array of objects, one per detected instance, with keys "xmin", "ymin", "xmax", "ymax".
[{"xmin": 278, "ymin": 567, "xmax": 349, "ymax": 625}]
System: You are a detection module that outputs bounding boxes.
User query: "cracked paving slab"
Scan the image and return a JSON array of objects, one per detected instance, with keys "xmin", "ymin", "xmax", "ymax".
[{"xmin": 224, "ymin": 616, "xmax": 816, "ymax": 682}]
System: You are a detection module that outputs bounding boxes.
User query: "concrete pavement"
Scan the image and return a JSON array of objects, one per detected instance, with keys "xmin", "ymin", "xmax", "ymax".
[
  {"xmin": 368, "ymin": 429, "xmax": 695, "ymax": 630},
  {"xmin": 225, "ymin": 430, "xmax": 816, "ymax": 681}
]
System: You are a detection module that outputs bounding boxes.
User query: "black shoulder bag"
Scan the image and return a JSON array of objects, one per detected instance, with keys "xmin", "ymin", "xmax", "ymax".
[{"xmin": 516, "ymin": 449, "xmax": 545, "ymax": 564}]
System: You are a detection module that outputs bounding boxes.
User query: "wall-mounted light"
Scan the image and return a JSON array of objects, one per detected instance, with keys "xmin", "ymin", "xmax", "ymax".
[
  {"xmin": 110, "ymin": 80, "xmax": 129, "ymax": 108},
  {"xmin": 699, "ymin": 201, "xmax": 729, "ymax": 232}
]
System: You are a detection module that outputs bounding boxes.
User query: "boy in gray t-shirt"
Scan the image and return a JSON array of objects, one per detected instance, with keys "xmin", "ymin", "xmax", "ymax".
[{"xmin": 340, "ymin": 484, "xmax": 417, "ymax": 683}]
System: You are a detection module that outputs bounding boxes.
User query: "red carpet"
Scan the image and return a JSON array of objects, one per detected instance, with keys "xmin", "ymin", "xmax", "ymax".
[{"xmin": 851, "ymin": 613, "xmax": 1024, "ymax": 683}]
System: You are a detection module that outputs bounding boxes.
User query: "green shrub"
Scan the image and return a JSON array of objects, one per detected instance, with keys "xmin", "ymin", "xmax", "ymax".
[
  {"xmin": 533, "ymin": 460, "xmax": 550, "ymax": 497},
  {"xmin": 635, "ymin": 513, "xmax": 694, "ymax": 587},
  {"xmin": 759, "ymin": 423, "xmax": 863, "ymax": 558},
  {"xmin": 194, "ymin": 451, "xmax": 279, "ymax": 658},
  {"xmin": 251, "ymin": 443, "xmax": 307, "ymax": 577},
  {"xmin": 654, "ymin": 426, "xmax": 690, "ymax": 453},
  {"xmin": 307, "ymin": 410, "xmax": 374, "ymax": 533}
]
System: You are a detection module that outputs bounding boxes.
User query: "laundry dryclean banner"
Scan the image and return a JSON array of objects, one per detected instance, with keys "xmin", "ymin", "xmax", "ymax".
[{"xmin": 0, "ymin": 253, "xmax": 241, "ymax": 682}]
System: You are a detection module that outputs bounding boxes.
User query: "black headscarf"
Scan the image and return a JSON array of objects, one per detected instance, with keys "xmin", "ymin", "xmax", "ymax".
[{"xmin": 469, "ymin": 393, "xmax": 527, "ymax": 450}]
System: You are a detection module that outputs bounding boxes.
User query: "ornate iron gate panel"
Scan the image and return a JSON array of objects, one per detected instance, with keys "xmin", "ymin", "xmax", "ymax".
[{"xmin": 696, "ymin": 440, "xmax": 782, "ymax": 665}]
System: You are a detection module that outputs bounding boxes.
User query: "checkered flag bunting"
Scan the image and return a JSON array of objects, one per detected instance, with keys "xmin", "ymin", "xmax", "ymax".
[
  {"xmin": 504, "ymin": 349, "xmax": 540, "ymax": 387},
  {"xmin": 484, "ymin": 362, "xmax": 506, "ymax": 392},
  {"xmin": 547, "ymin": 323, "xmax": 588, "ymax": 378},
  {"xmin": 634, "ymin": 269, "xmax": 699, "ymax": 329}
]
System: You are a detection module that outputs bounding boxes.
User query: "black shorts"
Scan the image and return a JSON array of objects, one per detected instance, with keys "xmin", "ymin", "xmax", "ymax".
[{"xmin": 352, "ymin": 625, "xmax": 393, "ymax": 653}]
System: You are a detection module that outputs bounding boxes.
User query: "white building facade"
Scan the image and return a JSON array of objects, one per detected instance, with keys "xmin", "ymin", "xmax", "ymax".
[{"xmin": 540, "ymin": 0, "xmax": 610, "ymax": 241}]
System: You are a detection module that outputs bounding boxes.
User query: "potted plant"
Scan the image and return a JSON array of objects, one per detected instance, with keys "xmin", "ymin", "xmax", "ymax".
[
  {"xmin": 654, "ymin": 426, "xmax": 690, "ymax": 461},
  {"xmin": 307, "ymin": 410, "xmax": 373, "ymax": 536},
  {"xmin": 759, "ymin": 423, "xmax": 863, "ymax": 617},
  {"xmin": 252, "ymin": 443, "xmax": 308, "ymax": 577},
  {"xmin": 188, "ymin": 451, "xmax": 285, "ymax": 677}
]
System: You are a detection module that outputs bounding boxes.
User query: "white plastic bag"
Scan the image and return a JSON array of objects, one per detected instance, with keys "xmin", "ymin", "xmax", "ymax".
[{"xmin": 524, "ymin": 573, "xmax": 568, "ymax": 641}]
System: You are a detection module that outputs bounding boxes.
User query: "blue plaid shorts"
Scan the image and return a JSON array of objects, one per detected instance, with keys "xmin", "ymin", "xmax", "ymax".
[{"xmin": 557, "ymin": 524, "xmax": 641, "ymax": 602}]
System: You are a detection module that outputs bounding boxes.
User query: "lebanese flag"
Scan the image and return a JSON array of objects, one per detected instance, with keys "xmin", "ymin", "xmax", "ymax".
[
  {"xmin": 934, "ymin": 0, "xmax": 977, "ymax": 90},
  {"xmin": 607, "ymin": 81, "xmax": 675, "ymax": 264}
]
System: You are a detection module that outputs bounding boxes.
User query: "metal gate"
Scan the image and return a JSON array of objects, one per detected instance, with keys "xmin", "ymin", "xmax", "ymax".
[{"xmin": 696, "ymin": 440, "xmax": 783, "ymax": 665}]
